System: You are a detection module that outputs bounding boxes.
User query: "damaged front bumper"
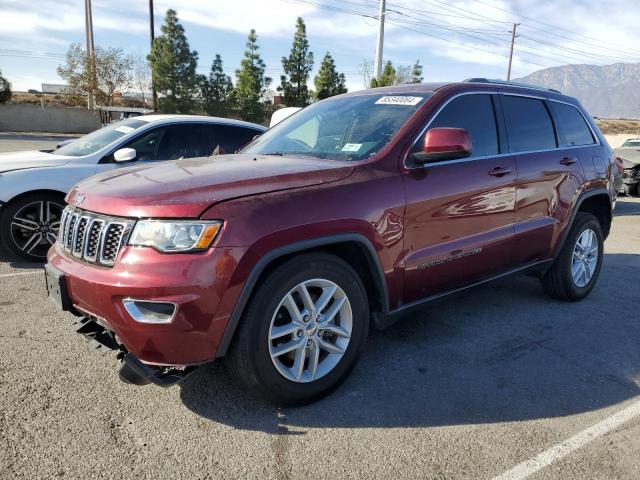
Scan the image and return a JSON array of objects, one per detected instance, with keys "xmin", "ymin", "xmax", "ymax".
[{"xmin": 72, "ymin": 316, "xmax": 199, "ymax": 387}]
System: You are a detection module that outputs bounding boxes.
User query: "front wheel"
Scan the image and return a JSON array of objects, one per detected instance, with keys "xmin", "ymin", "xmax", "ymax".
[
  {"xmin": 541, "ymin": 212, "xmax": 604, "ymax": 301},
  {"xmin": 224, "ymin": 253, "xmax": 369, "ymax": 405},
  {"xmin": 1, "ymin": 192, "xmax": 65, "ymax": 262}
]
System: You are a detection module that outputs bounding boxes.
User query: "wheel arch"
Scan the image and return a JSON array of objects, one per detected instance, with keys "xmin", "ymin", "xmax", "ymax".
[
  {"xmin": 552, "ymin": 188, "xmax": 612, "ymax": 258},
  {"xmin": 215, "ymin": 233, "xmax": 389, "ymax": 357},
  {"xmin": 1, "ymin": 189, "xmax": 67, "ymax": 211}
]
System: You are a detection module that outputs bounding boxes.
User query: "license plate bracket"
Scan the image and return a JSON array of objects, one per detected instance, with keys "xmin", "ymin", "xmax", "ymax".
[{"xmin": 44, "ymin": 264, "xmax": 73, "ymax": 311}]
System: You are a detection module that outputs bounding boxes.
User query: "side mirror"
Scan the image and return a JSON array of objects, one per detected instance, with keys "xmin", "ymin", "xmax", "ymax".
[
  {"xmin": 113, "ymin": 148, "xmax": 137, "ymax": 163},
  {"xmin": 412, "ymin": 127, "xmax": 472, "ymax": 164}
]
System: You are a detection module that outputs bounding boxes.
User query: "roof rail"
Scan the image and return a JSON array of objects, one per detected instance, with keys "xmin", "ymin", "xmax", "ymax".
[{"xmin": 462, "ymin": 78, "xmax": 561, "ymax": 94}]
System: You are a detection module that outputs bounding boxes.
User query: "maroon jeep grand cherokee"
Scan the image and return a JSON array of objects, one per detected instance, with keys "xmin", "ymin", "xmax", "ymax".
[{"xmin": 46, "ymin": 80, "xmax": 616, "ymax": 404}]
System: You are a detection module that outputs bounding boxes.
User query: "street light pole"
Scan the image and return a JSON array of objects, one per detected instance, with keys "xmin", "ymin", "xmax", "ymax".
[
  {"xmin": 373, "ymin": 0, "xmax": 386, "ymax": 82},
  {"xmin": 507, "ymin": 22, "xmax": 520, "ymax": 81},
  {"xmin": 149, "ymin": 0, "xmax": 158, "ymax": 111},
  {"xmin": 84, "ymin": 0, "xmax": 95, "ymax": 109}
]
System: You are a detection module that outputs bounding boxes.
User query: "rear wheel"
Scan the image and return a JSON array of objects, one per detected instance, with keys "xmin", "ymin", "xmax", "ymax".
[
  {"xmin": 224, "ymin": 253, "xmax": 369, "ymax": 405},
  {"xmin": 0, "ymin": 192, "xmax": 65, "ymax": 262},
  {"xmin": 541, "ymin": 213, "xmax": 604, "ymax": 301}
]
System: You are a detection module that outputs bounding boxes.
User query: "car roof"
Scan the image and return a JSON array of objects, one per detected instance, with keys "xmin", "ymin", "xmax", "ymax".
[
  {"xmin": 138, "ymin": 114, "xmax": 266, "ymax": 130},
  {"xmin": 339, "ymin": 80, "xmax": 577, "ymax": 104}
]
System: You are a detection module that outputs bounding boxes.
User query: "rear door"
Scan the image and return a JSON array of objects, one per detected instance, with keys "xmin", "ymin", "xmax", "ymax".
[
  {"xmin": 501, "ymin": 95, "xmax": 587, "ymax": 265},
  {"xmin": 402, "ymin": 92, "xmax": 517, "ymax": 302},
  {"xmin": 207, "ymin": 124, "xmax": 265, "ymax": 154}
]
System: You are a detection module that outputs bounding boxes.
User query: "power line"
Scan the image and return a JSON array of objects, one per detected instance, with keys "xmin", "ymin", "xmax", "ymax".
[{"xmin": 469, "ymin": 0, "xmax": 640, "ymax": 57}]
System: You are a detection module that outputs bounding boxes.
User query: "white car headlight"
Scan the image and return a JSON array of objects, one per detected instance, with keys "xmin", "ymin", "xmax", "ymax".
[{"xmin": 129, "ymin": 220, "xmax": 222, "ymax": 252}]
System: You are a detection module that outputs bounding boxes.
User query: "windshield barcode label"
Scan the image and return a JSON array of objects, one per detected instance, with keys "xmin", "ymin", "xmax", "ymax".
[{"xmin": 375, "ymin": 96, "xmax": 423, "ymax": 106}]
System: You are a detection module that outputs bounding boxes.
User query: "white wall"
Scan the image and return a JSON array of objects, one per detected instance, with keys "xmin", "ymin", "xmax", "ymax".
[{"xmin": 0, "ymin": 104, "xmax": 101, "ymax": 134}]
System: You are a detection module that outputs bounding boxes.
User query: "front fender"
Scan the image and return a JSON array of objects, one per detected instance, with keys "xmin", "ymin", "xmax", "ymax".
[{"xmin": 0, "ymin": 164, "xmax": 99, "ymax": 204}]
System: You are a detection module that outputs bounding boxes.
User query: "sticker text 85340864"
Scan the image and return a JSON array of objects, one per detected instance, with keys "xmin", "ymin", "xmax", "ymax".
[{"xmin": 375, "ymin": 96, "xmax": 423, "ymax": 106}]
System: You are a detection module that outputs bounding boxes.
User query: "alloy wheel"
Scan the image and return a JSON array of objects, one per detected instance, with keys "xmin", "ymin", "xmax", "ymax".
[
  {"xmin": 10, "ymin": 200, "xmax": 63, "ymax": 259},
  {"xmin": 571, "ymin": 228, "xmax": 599, "ymax": 288},
  {"xmin": 268, "ymin": 278, "xmax": 353, "ymax": 383}
]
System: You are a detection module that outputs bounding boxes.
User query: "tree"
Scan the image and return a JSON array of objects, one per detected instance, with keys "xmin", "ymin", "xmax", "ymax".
[
  {"xmin": 394, "ymin": 65, "xmax": 412, "ymax": 84},
  {"xmin": 57, "ymin": 43, "xmax": 133, "ymax": 106},
  {"xmin": 279, "ymin": 17, "xmax": 314, "ymax": 107},
  {"xmin": 314, "ymin": 52, "xmax": 347, "ymax": 100},
  {"xmin": 148, "ymin": 9, "xmax": 200, "ymax": 113},
  {"xmin": 201, "ymin": 54, "xmax": 235, "ymax": 117},
  {"xmin": 134, "ymin": 57, "xmax": 152, "ymax": 106},
  {"xmin": 235, "ymin": 29, "xmax": 271, "ymax": 123},
  {"xmin": 370, "ymin": 60, "xmax": 396, "ymax": 88},
  {"xmin": 411, "ymin": 60, "xmax": 423, "ymax": 83},
  {"xmin": 0, "ymin": 69, "xmax": 10, "ymax": 104}
]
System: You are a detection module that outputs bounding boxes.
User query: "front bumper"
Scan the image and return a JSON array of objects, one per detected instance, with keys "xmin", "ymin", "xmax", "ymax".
[
  {"xmin": 73, "ymin": 316, "xmax": 197, "ymax": 386},
  {"xmin": 47, "ymin": 241, "xmax": 248, "ymax": 366},
  {"xmin": 623, "ymin": 168, "xmax": 640, "ymax": 185}
]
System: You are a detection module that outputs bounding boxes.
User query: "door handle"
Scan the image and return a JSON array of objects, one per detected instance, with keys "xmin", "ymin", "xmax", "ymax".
[
  {"xmin": 560, "ymin": 156, "xmax": 577, "ymax": 166},
  {"xmin": 488, "ymin": 167, "xmax": 513, "ymax": 177}
]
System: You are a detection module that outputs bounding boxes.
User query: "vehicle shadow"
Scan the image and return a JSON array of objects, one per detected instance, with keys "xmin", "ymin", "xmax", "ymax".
[
  {"xmin": 614, "ymin": 197, "xmax": 640, "ymax": 217},
  {"xmin": 0, "ymin": 244, "xmax": 43, "ymax": 270},
  {"xmin": 179, "ymin": 252, "xmax": 640, "ymax": 432}
]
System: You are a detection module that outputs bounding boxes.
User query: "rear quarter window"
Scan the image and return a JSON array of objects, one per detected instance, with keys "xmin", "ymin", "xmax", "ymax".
[
  {"xmin": 550, "ymin": 102, "xmax": 595, "ymax": 147},
  {"xmin": 501, "ymin": 95, "xmax": 556, "ymax": 153}
]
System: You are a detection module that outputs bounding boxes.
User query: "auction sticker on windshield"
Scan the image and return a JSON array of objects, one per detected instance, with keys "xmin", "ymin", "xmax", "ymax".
[
  {"xmin": 375, "ymin": 96, "xmax": 423, "ymax": 106},
  {"xmin": 115, "ymin": 126, "xmax": 135, "ymax": 134},
  {"xmin": 342, "ymin": 143, "xmax": 363, "ymax": 152}
]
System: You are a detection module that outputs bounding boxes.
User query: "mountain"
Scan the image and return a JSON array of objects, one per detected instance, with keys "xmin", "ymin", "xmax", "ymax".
[{"xmin": 513, "ymin": 63, "xmax": 640, "ymax": 119}]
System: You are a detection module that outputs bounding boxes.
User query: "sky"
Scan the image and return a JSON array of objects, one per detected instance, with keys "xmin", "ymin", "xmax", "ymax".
[{"xmin": 0, "ymin": 0, "xmax": 639, "ymax": 93}]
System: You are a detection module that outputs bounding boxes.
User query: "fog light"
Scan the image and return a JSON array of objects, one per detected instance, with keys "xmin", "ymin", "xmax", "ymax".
[{"xmin": 123, "ymin": 299, "xmax": 177, "ymax": 324}]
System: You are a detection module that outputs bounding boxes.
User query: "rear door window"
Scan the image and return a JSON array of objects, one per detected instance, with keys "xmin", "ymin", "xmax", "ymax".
[
  {"xmin": 549, "ymin": 102, "xmax": 595, "ymax": 147},
  {"xmin": 209, "ymin": 125, "xmax": 264, "ymax": 154},
  {"xmin": 501, "ymin": 95, "xmax": 556, "ymax": 152},
  {"xmin": 154, "ymin": 124, "xmax": 211, "ymax": 160},
  {"xmin": 422, "ymin": 93, "xmax": 499, "ymax": 157}
]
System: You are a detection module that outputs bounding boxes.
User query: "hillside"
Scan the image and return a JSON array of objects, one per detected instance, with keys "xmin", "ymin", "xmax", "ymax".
[{"xmin": 514, "ymin": 63, "xmax": 640, "ymax": 119}]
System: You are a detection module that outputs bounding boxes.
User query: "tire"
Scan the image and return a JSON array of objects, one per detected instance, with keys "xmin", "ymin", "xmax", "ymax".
[
  {"xmin": 224, "ymin": 252, "xmax": 369, "ymax": 405},
  {"xmin": 541, "ymin": 212, "xmax": 604, "ymax": 301},
  {"xmin": 0, "ymin": 192, "xmax": 65, "ymax": 262}
]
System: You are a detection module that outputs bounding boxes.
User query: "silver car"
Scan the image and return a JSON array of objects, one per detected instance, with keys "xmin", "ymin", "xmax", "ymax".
[{"xmin": 0, "ymin": 115, "xmax": 265, "ymax": 261}]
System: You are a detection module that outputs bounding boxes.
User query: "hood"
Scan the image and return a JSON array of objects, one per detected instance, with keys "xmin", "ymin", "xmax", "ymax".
[
  {"xmin": 0, "ymin": 150, "xmax": 73, "ymax": 173},
  {"xmin": 68, "ymin": 154, "xmax": 356, "ymax": 218},
  {"xmin": 614, "ymin": 147, "xmax": 640, "ymax": 167}
]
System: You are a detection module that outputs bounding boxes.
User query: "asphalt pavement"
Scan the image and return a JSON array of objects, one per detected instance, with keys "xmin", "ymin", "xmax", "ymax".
[
  {"xmin": 0, "ymin": 132, "xmax": 79, "ymax": 152},
  {"xmin": 0, "ymin": 135, "xmax": 639, "ymax": 479}
]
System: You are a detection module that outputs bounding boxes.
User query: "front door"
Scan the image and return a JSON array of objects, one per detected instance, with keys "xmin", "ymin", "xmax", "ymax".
[{"xmin": 402, "ymin": 93, "xmax": 516, "ymax": 303}]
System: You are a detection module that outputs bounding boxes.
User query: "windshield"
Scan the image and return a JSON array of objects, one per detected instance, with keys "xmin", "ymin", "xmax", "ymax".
[
  {"xmin": 622, "ymin": 140, "xmax": 640, "ymax": 147},
  {"xmin": 53, "ymin": 119, "xmax": 148, "ymax": 157},
  {"xmin": 243, "ymin": 93, "xmax": 431, "ymax": 161}
]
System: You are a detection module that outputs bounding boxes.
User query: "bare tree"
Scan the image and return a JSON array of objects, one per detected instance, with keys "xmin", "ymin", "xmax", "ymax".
[
  {"xmin": 57, "ymin": 43, "xmax": 134, "ymax": 106},
  {"xmin": 134, "ymin": 57, "xmax": 152, "ymax": 106}
]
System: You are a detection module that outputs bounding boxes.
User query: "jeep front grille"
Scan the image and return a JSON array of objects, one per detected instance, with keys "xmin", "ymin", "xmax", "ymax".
[{"xmin": 59, "ymin": 206, "xmax": 133, "ymax": 267}]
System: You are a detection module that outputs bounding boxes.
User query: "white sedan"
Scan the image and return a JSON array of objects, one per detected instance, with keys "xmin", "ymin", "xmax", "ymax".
[{"xmin": 0, "ymin": 115, "xmax": 265, "ymax": 261}]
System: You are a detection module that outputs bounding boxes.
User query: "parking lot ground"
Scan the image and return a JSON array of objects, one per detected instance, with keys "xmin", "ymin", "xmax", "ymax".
[
  {"xmin": 0, "ymin": 132, "xmax": 79, "ymax": 152},
  {"xmin": 0, "ymin": 137, "xmax": 639, "ymax": 477}
]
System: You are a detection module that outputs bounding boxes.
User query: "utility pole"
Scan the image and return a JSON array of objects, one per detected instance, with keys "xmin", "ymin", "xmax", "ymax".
[
  {"xmin": 84, "ymin": 0, "xmax": 95, "ymax": 109},
  {"xmin": 507, "ymin": 22, "xmax": 520, "ymax": 81},
  {"xmin": 373, "ymin": 0, "xmax": 386, "ymax": 82},
  {"xmin": 149, "ymin": 0, "xmax": 158, "ymax": 111}
]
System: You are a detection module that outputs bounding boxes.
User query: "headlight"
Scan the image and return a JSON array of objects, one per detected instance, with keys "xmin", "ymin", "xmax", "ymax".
[{"xmin": 128, "ymin": 220, "xmax": 222, "ymax": 252}]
